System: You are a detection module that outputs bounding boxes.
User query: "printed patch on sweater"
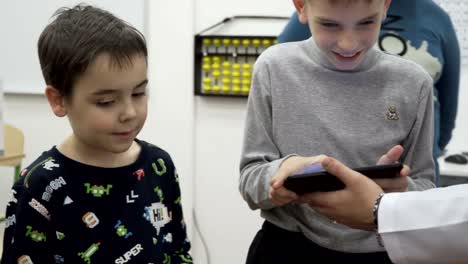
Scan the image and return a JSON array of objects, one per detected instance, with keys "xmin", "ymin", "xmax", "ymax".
[{"xmin": 386, "ymin": 106, "xmax": 399, "ymax": 120}]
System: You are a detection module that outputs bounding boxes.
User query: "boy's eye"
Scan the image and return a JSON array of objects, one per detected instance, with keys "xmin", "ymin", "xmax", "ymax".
[
  {"xmin": 132, "ymin": 92, "xmax": 146, "ymax": 97},
  {"xmin": 320, "ymin": 22, "xmax": 338, "ymax": 28},
  {"xmin": 96, "ymin": 100, "xmax": 114, "ymax": 107},
  {"xmin": 359, "ymin": 20, "xmax": 375, "ymax": 26}
]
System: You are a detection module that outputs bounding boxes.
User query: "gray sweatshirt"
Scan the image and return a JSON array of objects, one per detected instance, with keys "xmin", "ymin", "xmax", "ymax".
[{"xmin": 239, "ymin": 38, "xmax": 435, "ymax": 253}]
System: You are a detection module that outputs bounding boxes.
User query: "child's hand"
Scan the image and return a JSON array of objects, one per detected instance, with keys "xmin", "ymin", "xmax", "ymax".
[
  {"xmin": 374, "ymin": 145, "xmax": 411, "ymax": 192},
  {"xmin": 301, "ymin": 156, "xmax": 383, "ymax": 231},
  {"xmin": 269, "ymin": 155, "xmax": 327, "ymax": 206}
]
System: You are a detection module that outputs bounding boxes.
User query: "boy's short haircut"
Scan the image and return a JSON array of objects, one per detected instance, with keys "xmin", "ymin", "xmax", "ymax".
[{"xmin": 38, "ymin": 4, "xmax": 147, "ymax": 98}]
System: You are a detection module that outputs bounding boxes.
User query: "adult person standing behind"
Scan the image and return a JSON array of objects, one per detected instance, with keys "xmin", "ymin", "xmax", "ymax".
[{"xmin": 278, "ymin": 0, "xmax": 461, "ymax": 186}]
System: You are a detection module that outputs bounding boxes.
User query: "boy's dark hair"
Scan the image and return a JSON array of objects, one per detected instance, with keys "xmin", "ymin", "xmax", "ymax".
[{"xmin": 38, "ymin": 4, "xmax": 147, "ymax": 98}]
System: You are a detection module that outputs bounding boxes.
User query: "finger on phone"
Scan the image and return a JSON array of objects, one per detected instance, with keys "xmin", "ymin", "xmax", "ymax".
[
  {"xmin": 321, "ymin": 157, "xmax": 361, "ymax": 186},
  {"xmin": 272, "ymin": 187, "xmax": 298, "ymax": 201},
  {"xmin": 271, "ymin": 171, "xmax": 289, "ymax": 189},
  {"xmin": 377, "ymin": 145, "xmax": 404, "ymax": 165},
  {"xmin": 400, "ymin": 165, "xmax": 410, "ymax": 177}
]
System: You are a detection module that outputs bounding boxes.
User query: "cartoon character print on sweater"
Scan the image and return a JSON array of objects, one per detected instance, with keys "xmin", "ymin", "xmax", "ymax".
[
  {"xmin": 78, "ymin": 242, "xmax": 101, "ymax": 264},
  {"xmin": 82, "ymin": 212, "xmax": 100, "ymax": 229},
  {"xmin": 152, "ymin": 158, "xmax": 167, "ymax": 176},
  {"xmin": 7, "ymin": 189, "xmax": 17, "ymax": 206},
  {"xmin": 17, "ymin": 255, "xmax": 33, "ymax": 264},
  {"xmin": 133, "ymin": 168, "xmax": 145, "ymax": 181},
  {"xmin": 160, "ymin": 252, "xmax": 193, "ymax": 264},
  {"xmin": 114, "ymin": 220, "xmax": 133, "ymax": 239},
  {"xmin": 25, "ymin": 226, "xmax": 46, "ymax": 242},
  {"xmin": 84, "ymin": 183, "xmax": 113, "ymax": 197},
  {"xmin": 54, "ymin": 254, "xmax": 65, "ymax": 263},
  {"xmin": 23, "ymin": 157, "xmax": 59, "ymax": 186},
  {"xmin": 43, "ymin": 159, "xmax": 60, "ymax": 170},
  {"xmin": 144, "ymin": 202, "xmax": 171, "ymax": 235},
  {"xmin": 154, "ymin": 186, "xmax": 164, "ymax": 202}
]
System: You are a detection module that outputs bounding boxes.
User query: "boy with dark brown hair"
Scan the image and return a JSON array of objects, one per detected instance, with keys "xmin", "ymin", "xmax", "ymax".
[{"xmin": 2, "ymin": 4, "xmax": 193, "ymax": 263}]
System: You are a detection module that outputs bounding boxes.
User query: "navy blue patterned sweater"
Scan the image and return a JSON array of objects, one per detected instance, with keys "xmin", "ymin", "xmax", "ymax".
[{"xmin": 1, "ymin": 139, "xmax": 193, "ymax": 264}]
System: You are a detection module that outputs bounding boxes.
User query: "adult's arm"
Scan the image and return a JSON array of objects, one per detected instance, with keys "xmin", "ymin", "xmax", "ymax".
[
  {"xmin": 379, "ymin": 184, "xmax": 468, "ymax": 264},
  {"xmin": 435, "ymin": 13, "xmax": 460, "ymax": 150}
]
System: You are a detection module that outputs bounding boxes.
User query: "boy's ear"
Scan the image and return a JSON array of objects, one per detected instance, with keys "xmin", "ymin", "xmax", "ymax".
[
  {"xmin": 383, "ymin": 0, "xmax": 392, "ymax": 17},
  {"xmin": 293, "ymin": 0, "xmax": 309, "ymax": 24},
  {"xmin": 45, "ymin": 86, "xmax": 67, "ymax": 117}
]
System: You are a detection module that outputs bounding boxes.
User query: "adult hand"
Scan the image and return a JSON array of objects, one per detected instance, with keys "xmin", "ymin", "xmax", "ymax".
[
  {"xmin": 301, "ymin": 157, "xmax": 383, "ymax": 231},
  {"xmin": 374, "ymin": 145, "xmax": 410, "ymax": 192},
  {"xmin": 269, "ymin": 155, "xmax": 327, "ymax": 206}
]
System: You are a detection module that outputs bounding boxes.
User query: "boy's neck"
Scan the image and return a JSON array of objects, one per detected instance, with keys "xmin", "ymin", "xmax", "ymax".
[{"xmin": 57, "ymin": 135, "xmax": 141, "ymax": 168}]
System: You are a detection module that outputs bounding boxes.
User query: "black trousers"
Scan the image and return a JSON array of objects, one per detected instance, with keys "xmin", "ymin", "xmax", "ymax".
[{"xmin": 246, "ymin": 221, "xmax": 393, "ymax": 264}]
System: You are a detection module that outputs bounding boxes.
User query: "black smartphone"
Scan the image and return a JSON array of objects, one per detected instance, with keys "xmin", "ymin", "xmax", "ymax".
[{"xmin": 283, "ymin": 162, "xmax": 403, "ymax": 194}]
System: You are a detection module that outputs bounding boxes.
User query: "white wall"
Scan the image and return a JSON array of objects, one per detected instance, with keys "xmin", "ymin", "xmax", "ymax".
[
  {"xmin": 446, "ymin": 70, "xmax": 468, "ymax": 150},
  {"xmin": 0, "ymin": 0, "xmax": 146, "ymax": 94},
  {"xmin": 1, "ymin": 1, "xmax": 467, "ymax": 264},
  {"xmin": 195, "ymin": 0, "xmax": 293, "ymax": 32}
]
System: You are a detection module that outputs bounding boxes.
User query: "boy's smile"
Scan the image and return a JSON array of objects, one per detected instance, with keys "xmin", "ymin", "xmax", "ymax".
[
  {"xmin": 294, "ymin": 0, "xmax": 391, "ymax": 71},
  {"xmin": 332, "ymin": 51, "xmax": 363, "ymax": 69}
]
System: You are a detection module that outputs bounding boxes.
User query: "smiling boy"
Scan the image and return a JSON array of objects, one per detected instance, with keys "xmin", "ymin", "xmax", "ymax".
[{"xmin": 240, "ymin": 0, "xmax": 435, "ymax": 262}]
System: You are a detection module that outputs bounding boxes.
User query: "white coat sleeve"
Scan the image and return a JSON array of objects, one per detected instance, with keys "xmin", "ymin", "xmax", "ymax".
[{"xmin": 378, "ymin": 184, "xmax": 468, "ymax": 264}]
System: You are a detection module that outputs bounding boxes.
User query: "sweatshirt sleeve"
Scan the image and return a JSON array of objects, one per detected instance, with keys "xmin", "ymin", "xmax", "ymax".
[
  {"xmin": 403, "ymin": 74, "xmax": 436, "ymax": 191},
  {"xmin": 436, "ymin": 14, "xmax": 460, "ymax": 151},
  {"xmin": 167, "ymin": 165, "xmax": 193, "ymax": 264},
  {"xmin": 238, "ymin": 58, "xmax": 292, "ymax": 210},
  {"xmin": 1, "ymin": 179, "xmax": 55, "ymax": 264}
]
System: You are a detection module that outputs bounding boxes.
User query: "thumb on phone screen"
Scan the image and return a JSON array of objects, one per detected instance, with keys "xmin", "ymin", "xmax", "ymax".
[
  {"xmin": 377, "ymin": 145, "xmax": 404, "ymax": 165},
  {"xmin": 321, "ymin": 157, "xmax": 363, "ymax": 187}
]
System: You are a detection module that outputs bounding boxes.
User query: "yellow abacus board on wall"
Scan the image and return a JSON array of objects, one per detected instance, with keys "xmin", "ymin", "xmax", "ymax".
[
  {"xmin": 195, "ymin": 36, "xmax": 277, "ymax": 97},
  {"xmin": 194, "ymin": 16, "xmax": 287, "ymax": 98}
]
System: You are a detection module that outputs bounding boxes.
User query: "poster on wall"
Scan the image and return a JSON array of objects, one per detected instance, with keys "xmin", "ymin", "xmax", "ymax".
[{"xmin": 434, "ymin": 0, "xmax": 468, "ymax": 65}]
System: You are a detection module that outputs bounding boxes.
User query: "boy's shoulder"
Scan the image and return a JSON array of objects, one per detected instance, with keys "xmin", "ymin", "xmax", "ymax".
[
  {"xmin": 137, "ymin": 139, "xmax": 177, "ymax": 174},
  {"xmin": 138, "ymin": 139, "xmax": 173, "ymax": 163},
  {"xmin": 378, "ymin": 51, "xmax": 432, "ymax": 81},
  {"xmin": 16, "ymin": 147, "xmax": 67, "ymax": 204}
]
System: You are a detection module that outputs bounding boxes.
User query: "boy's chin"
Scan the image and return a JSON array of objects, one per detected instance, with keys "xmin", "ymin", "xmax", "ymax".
[{"xmin": 107, "ymin": 141, "xmax": 136, "ymax": 154}]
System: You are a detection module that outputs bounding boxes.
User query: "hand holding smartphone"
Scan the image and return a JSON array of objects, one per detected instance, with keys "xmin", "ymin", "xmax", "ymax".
[{"xmin": 283, "ymin": 162, "xmax": 403, "ymax": 195}]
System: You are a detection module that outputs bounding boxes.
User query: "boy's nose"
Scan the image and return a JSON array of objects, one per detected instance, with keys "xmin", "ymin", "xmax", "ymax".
[
  {"xmin": 120, "ymin": 101, "xmax": 137, "ymax": 122},
  {"xmin": 337, "ymin": 31, "xmax": 359, "ymax": 53}
]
